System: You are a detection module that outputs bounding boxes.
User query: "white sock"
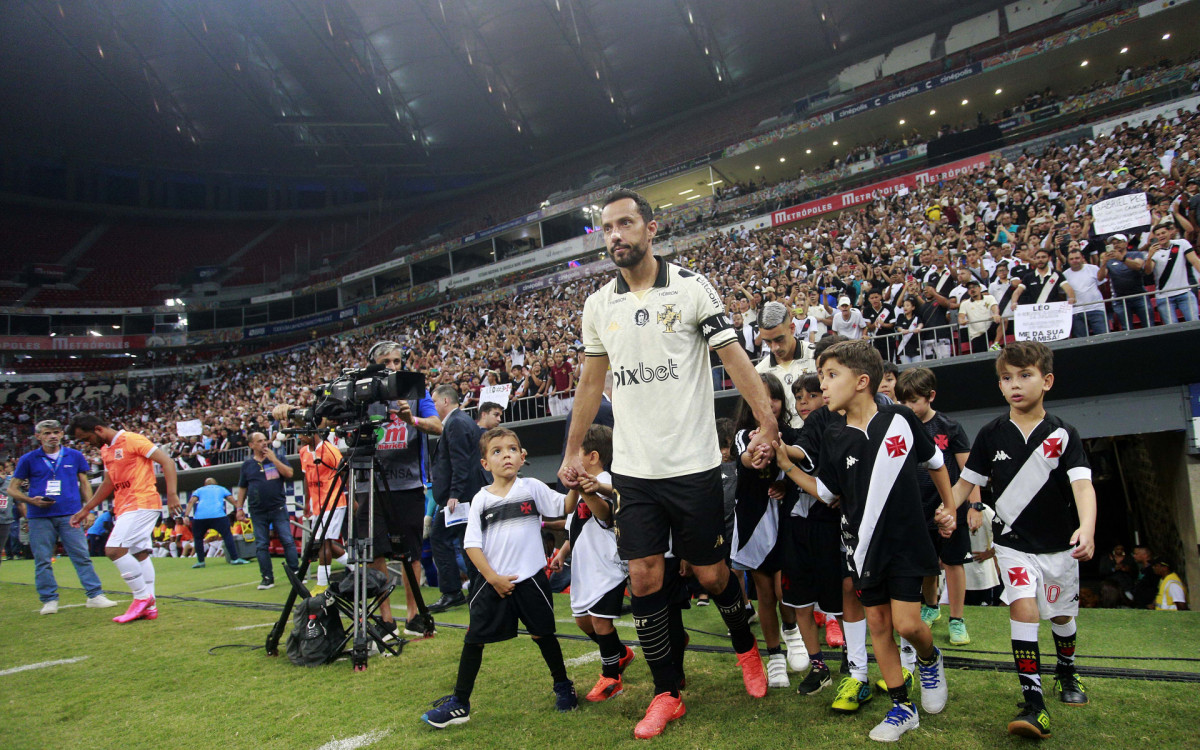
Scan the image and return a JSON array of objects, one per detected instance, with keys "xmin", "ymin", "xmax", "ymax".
[
  {"xmin": 899, "ymin": 636, "xmax": 917, "ymax": 672},
  {"xmin": 335, "ymin": 553, "xmax": 354, "ymax": 571},
  {"xmin": 845, "ymin": 619, "xmax": 869, "ymax": 683},
  {"xmin": 317, "ymin": 565, "xmax": 330, "ymax": 586},
  {"xmin": 1050, "ymin": 619, "xmax": 1076, "ymax": 638},
  {"xmin": 114, "ymin": 555, "xmax": 148, "ymax": 599},
  {"xmin": 139, "ymin": 557, "xmax": 156, "ymax": 599},
  {"xmin": 168, "ymin": 543, "xmax": 179, "ymax": 558}
]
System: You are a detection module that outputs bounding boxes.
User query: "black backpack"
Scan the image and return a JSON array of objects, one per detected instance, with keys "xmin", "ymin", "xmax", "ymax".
[{"xmin": 286, "ymin": 593, "xmax": 346, "ymax": 667}]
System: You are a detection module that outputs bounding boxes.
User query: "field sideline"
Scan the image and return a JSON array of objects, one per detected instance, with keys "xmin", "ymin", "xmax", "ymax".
[{"xmin": 1, "ymin": 557, "xmax": 1197, "ymax": 750}]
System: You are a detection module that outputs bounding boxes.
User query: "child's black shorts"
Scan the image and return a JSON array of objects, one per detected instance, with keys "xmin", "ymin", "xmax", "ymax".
[
  {"xmin": 856, "ymin": 575, "xmax": 924, "ymax": 608},
  {"xmin": 781, "ymin": 515, "xmax": 843, "ymax": 615},
  {"xmin": 465, "ymin": 570, "xmax": 557, "ymax": 645}
]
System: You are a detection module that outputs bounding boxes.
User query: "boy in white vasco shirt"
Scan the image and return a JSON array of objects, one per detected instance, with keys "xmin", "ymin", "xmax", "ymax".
[{"xmin": 421, "ymin": 427, "xmax": 577, "ymax": 729}]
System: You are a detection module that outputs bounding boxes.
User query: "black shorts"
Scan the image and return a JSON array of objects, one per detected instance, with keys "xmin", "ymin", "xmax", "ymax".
[
  {"xmin": 355, "ymin": 487, "xmax": 424, "ymax": 560},
  {"xmin": 583, "ymin": 580, "xmax": 628, "ymax": 619},
  {"xmin": 938, "ymin": 505, "xmax": 972, "ymax": 566},
  {"xmin": 612, "ymin": 468, "xmax": 727, "ymax": 566},
  {"xmin": 465, "ymin": 571, "xmax": 557, "ymax": 645},
  {"xmin": 781, "ymin": 515, "xmax": 843, "ymax": 615},
  {"xmin": 857, "ymin": 575, "xmax": 924, "ymax": 608}
]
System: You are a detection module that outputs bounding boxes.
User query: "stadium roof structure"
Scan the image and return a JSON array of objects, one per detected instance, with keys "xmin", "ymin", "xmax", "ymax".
[{"xmin": 0, "ymin": 0, "xmax": 1010, "ymax": 192}]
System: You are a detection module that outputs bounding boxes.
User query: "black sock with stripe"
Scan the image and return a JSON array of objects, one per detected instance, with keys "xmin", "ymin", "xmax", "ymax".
[
  {"xmin": 596, "ymin": 630, "xmax": 625, "ymax": 679},
  {"xmin": 631, "ymin": 588, "xmax": 680, "ymax": 696},
  {"xmin": 712, "ymin": 572, "xmax": 756, "ymax": 654}
]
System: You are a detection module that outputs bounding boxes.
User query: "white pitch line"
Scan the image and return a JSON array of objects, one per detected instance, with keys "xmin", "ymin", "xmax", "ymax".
[
  {"xmin": 566, "ymin": 645, "xmax": 637, "ymax": 668},
  {"xmin": 232, "ymin": 622, "xmax": 275, "ymax": 631},
  {"xmin": 314, "ymin": 729, "xmax": 391, "ymax": 750},
  {"xmin": 0, "ymin": 656, "xmax": 89, "ymax": 676},
  {"xmin": 188, "ymin": 581, "xmax": 259, "ymax": 594}
]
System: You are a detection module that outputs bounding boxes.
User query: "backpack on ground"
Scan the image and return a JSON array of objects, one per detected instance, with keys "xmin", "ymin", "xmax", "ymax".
[{"xmin": 286, "ymin": 592, "xmax": 345, "ymax": 666}]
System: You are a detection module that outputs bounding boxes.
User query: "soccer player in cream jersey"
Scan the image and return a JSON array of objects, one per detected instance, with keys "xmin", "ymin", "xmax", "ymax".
[{"xmin": 561, "ymin": 188, "xmax": 779, "ymax": 739}]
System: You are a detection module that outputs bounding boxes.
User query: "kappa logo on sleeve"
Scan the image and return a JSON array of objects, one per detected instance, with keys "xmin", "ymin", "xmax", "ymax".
[{"xmin": 846, "ymin": 455, "xmax": 858, "ymax": 468}]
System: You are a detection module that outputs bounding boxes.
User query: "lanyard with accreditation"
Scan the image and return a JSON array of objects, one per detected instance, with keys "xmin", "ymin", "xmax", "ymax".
[{"xmin": 42, "ymin": 452, "xmax": 65, "ymax": 497}]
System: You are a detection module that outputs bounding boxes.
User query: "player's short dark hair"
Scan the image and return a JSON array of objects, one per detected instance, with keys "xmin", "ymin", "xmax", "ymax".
[
  {"xmin": 996, "ymin": 340, "xmax": 1054, "ymax": 377},
  {"xmin": 581, "ymin": 424, "xmax": 613, "ymax": 470},
  {"xmin": 812, "ymin": 333, "xmax": 848, "ymax": 361},
  {"xmin": 792, "ymin": 372, "xmax": 821, "ymax": 397},
  {"xmin": 68, "ymin": 413, "xmax": 104, "ymax": 434},
  {"xmin": 477, "ymin": 401, "xmax": 503, "ymax": 417},
  {"xmin": 479, "ymin": 427, "xmax": 521, "ymax": 455},
  {"xmin": 602, "ymin": 188, "xmax": 654, "ymax": 224},
  {"xmin": 895, "ymin": 367, "xmax": 937, "ymax": 402},
  {"xmin": 714, "ymin": 417, "xmax": 736, "ymax": 450},
  {"xmin": 818, "ymin": 341, "xmax": 883, "ymax": 397}
]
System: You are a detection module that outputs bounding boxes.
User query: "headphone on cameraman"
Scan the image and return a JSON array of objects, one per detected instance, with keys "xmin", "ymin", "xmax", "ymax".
[{"xmin": 367, "ymin": 340, "xmax": 404, "ymax": 363}]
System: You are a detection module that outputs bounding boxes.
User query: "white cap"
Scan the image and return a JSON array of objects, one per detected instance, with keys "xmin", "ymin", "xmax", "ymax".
[
  {"xmin": 838, "ymin": 296, "xmax": 852, "ymax": 308},
  {"xmin": 1107, "ymin": 233, "xmax": 1128, "ymax": 243}
]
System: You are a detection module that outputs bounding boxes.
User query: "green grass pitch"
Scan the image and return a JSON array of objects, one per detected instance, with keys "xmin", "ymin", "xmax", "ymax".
[{"xmin": 1, "ymin": 557, "xmax": 1197, "ymax": 750}]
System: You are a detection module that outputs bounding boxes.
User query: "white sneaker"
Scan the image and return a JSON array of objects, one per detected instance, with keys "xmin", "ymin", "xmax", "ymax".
[
  {"xmin": 782, "ymin": 627, "xmax": 810, "ymax": 672},
  {"xmin": 40, "ymin": 600, "xmax": 59, "ymax": 615},
  {"xmin": 86, "ymin": 595, "xmax": 119, "ymax": 609},
  {"xmin": 766, "ymin": 653, "xmax": 789, "ymax": 689},
  {"xmin": 869, "ymin": 702, "xmax": 919, "ymax": 742},
  {"xmin": 917, "ymin": 648, "xmax": 948, "ymax": 714}
]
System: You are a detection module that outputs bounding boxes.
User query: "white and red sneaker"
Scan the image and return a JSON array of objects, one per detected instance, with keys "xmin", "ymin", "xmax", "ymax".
[{"xmin": 113, "ymin": 597, "xmax": 156, "ymax": 623}]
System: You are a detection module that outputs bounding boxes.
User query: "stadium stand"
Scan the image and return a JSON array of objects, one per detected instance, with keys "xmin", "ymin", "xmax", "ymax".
[
  {"xmin": 880, "ymin": 34, "xmax": 937, "ymax": 78},
  {"xmin": 1005, "ymin": 0, "xmax": 1085, "ymax": 33},
  {"xmin": 944, "ymin": 11, "xmax": 1002, "ymax": 55},
  {"xmin": 4, "ymin": 98, "xmax": 1198, "ymax": 471}
]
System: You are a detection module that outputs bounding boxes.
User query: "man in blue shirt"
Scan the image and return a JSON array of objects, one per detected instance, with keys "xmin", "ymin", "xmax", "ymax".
[
  {"xmin": 86, "ymin": 509, "xmax": 113, "ymax": 557},
  {"xmin": 234, "ymin": 432, "xmax": 299, "ymax": 589},
  {"xmin": 186, "ymin": 478, "xmax": 248, "ymax": 569},
  {"xmin": 6, "ymin": 420, "xmax": 117, "ymax": 614}
]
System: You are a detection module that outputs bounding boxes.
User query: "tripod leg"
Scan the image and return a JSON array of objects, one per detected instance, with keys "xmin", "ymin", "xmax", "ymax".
[{"xmin": 265, "ymin": 458, "xmax": 352, "ymax": 657}]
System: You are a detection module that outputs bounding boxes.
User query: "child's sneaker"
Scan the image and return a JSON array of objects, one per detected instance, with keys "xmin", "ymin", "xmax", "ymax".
[
  {"xmin": 766, "ymin": 653, "xmax": 789, "ymax": 688},
  {"xmin": 948, "ymin": 618, "xmax": 970, "ymax": 645},
  {"xmin": 585, "ymin": 675, "xmax": 624, "ymax": 702},
  {"xmin": 421, "ymin": 695, "xmax": 470, "ymax": 728},
  {"xmin": 782, "ymin": 627, "xmax": 810, "ymax": 672},
  {"xmin": 831, "ymin": 676, "xmax": 873, "ymax": 713},
  {"xmin": 824, "ymin": 617, "xmax": 845, "ymax": 647},
  {"xmin": 553, "ymin": 679, "xmax": 578, "ymax": 712},
  {"xmin": 617, "ymin": 644, "xmax": 637, "ymax": 673},
  {"xmin": 796, "ymin": 664, "xmax": 832, "ymax": 695},
  {"xmin": 920, "ymin": 604, "xmax": 941, "ymax": 625},
  {"xmin": 917, "ymin": 647, "xmax": 948, "ymax": 714},
  {"xmin": 869, "ymin": 701, "xmax": 919, "ymax": 742},
  {"xmin": 1008, "ymin": 702, "xmax": 1052, "ymax": 739}
]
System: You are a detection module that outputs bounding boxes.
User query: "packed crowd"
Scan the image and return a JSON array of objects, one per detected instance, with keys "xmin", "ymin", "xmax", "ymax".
[{"xmin": 3, "ymin": 100, "xmax": 1199, "ymax": 467}]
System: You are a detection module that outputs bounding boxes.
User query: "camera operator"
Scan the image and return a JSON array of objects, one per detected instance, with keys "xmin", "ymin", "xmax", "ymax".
[{"xmin": 361, "ymin": 340, "xmax": 443, "ymax": 637}]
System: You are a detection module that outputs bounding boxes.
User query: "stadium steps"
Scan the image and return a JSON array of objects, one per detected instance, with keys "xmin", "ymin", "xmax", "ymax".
[
  {"xmin": 222, "ymin": 219, "xmax": 287, "ymax": 266},
  {"xmin": 56, "ymin": 222, "xmax": 110, "ymax": 267}
]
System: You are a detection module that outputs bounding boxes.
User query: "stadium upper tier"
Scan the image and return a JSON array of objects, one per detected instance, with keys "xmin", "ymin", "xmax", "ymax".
[
  {"xmin": 3, "ymin": 99, "xmax": 1199, "ymax": 470},
  {"xmin": 1, "ymin": 1, "xmax": 1191, "ymax": 310}
]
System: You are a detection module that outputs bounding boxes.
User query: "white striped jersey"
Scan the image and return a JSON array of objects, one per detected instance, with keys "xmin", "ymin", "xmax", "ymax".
[
  {"xmin": 960, "ymin": 413, "xmax": 1091, "ymax": 554},
  {"xmin": 465, "ymin": 477, "xmax": 566, "ymax": 583},
  {"xmin": 815, "ymin": 404, "xmax": 944, "ymax": 584}
]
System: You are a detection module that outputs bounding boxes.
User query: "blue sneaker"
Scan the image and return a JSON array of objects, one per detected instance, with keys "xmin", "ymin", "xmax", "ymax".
[
  {"xmin": 228, "ymin": 558, "xmax": 249, "ymax": 565},
  {"xmin": 553, "ymin": 680, "xmax": 579, "ymax": 712},
  {"xmin": 421, "ymin": 695, "xmax": 470, "ymax": 728}
]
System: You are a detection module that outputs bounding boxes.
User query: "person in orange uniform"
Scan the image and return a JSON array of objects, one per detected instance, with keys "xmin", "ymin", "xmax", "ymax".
[
  {"xmin": 298, "ymin": 428, "xmax": 353, "ymax": 592},
  {"xmin": 70, "ymin": 414, "xmax": 179, "ymax": 623}
]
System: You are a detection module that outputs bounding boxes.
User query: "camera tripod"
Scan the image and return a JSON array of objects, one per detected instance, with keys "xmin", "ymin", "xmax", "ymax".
[{"xmin": 264, "ymin": 444, "xmax": 433, "ymax": 670}]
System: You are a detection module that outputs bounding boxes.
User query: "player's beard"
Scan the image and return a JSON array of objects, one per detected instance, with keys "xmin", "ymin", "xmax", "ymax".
[{"xmin": 611, "ymin": 239, "xmax": 647, "ymax": 268}]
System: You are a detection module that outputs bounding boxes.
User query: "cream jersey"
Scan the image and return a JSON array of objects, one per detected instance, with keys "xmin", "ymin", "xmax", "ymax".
[{"xmin": 583, "ymin": 257, "xmax": 736, "ymax": 478}]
